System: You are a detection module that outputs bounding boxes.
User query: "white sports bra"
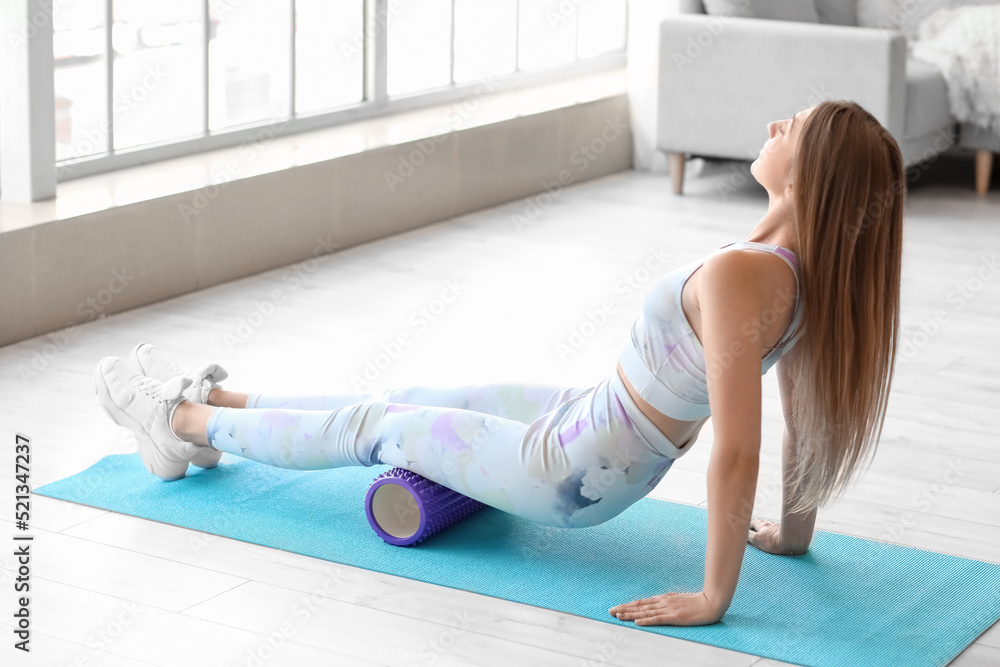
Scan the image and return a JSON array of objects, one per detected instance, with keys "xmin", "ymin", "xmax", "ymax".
[{"xmin": 616, "ymin": 240, "xmax": 804, "ymax": 421}]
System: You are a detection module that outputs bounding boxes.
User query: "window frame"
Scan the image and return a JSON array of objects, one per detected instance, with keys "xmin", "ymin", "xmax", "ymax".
[{"xmin": 15, "ymin": 0, "xmax": 628, "ymax": 196}]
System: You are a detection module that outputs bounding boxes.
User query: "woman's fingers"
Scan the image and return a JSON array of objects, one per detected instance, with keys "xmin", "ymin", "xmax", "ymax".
[
  {"xmin": 613, "ymin": 595, "xmax": 657, "ymax": 611},
  {"xmin": 636, "ymin": 613, "xmax": 674, "ymax": 625},
  {"xmin": 614, "ymin": 600, "xmax": 655, "ymax": 616},
  {"xmin": 611, "ymin": 593, "xmax": 719, "ymax": 626},
  {"xmin": 615, "ymin": 600, "xmax": 665, "ymax": 619},
  {"xmin": 748, "ymin": 518, "xmax": 785, "ymax": 553},
  {"xmin": 611, "ymin": 594, "xmax": 676, "ymax": 618}
]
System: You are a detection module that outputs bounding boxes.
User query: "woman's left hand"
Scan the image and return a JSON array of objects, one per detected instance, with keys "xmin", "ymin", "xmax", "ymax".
[{"xmin": 609, "ymin": 591, "xmax": 722, "ymax": 627}]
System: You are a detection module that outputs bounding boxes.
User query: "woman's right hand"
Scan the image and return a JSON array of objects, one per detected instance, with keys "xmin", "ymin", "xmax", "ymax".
[{"xmin": 747, "ymin": 517, "xmax": 808, "ymax": 556}]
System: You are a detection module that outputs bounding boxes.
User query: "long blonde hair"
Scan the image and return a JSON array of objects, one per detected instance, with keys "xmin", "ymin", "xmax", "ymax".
[{"xmin": 784, "ymin": 100, "xmax": 904, "ymax": 515}]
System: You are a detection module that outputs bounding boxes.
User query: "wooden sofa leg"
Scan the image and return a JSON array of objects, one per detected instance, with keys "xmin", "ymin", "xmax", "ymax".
[
  {"xmin": 975, "ymin": 150, "xmax": 993, "ymax": 195},
  {"xmin": 669, "ymin": 152, "xmax": 685, "ymax": 195}
]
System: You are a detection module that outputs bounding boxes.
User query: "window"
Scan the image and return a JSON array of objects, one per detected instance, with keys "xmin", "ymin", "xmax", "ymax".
[
  {"xmin": 53, "ymin": 0, "xmax": 108, "ymax": 161},
  {"xmin": 295, "ymin": 0, "xmax": 365, "ymax": 114},
  {"xmin": 36, "ymin": 0, "xmax": 626, "ymax": 191},
  {"xmin": 453, "ymin": 0, "xmax": 517, "ymax": 85},
  {"xmin": 114, "ymin": 1, "xmax": 204, "ymax": 149}
]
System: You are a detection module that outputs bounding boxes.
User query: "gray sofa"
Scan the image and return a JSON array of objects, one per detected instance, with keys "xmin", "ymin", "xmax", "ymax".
[{"xmin": 659, "ymin": 0, "xmax": 996, "ymax": 195}]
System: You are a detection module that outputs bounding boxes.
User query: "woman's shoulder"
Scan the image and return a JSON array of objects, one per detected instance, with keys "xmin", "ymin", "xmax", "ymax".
[
  {"xmin": 698, "ymin": 245, "xmax": 798, "ymax": 308},
  {"xmin": 700, "ymin": 245, "xmax": 771, "ymax": 281}
]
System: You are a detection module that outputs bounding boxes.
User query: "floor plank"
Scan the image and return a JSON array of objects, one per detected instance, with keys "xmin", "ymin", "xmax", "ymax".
[{"xmin": 0, "ymin": 568, "xmax": 378, "ymax": 667}]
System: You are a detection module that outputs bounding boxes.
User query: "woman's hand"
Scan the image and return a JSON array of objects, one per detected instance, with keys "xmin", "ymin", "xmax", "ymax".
[
  {"xmin": 609, "ymin": 591, "xmax": 722, "ymax": 627},
  {"xmin": 747, "ymin": 517, "xmax": 807, "ymax": 556}
]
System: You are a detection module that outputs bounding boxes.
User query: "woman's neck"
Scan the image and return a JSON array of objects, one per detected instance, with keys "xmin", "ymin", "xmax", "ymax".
[{"xmin": 747, "ymin": 195, "xmax": 795, "ymax": 249}]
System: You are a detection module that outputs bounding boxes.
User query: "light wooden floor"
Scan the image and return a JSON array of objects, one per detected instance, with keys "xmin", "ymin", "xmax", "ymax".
[{"xmin": 1, "ymin": 151, "xmax": 999, "ymax": 666}]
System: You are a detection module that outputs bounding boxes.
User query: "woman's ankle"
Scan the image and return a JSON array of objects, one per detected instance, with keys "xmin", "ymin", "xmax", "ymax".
[
  {"xmin": 170, "ymin": 401, "xmax": 194, "ymax": 442},
  {"xmin": 207, "ymin": 388, "xmax": 251, "ymax": 409},
  {"xmin": 170, "ymin": 401, "xmax": 211, "ymax": 447}
]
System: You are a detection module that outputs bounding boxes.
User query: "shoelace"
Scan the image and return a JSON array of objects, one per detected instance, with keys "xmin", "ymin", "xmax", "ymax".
[
  {"xmin": 171, "ymin": 359, "xmax": 221, "ymax": 386},
  {"xmin": 167, "ymin": 361, "xmax": 216, "ymax": 400},
  {"xmin": 131, "ymin": 375, "xmax": 169, "ymax": 403}
]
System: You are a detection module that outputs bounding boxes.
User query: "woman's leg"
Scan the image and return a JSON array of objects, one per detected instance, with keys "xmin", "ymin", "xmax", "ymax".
[
  {"xmin": 186, "ymin": 376, "xmax": 673, "ymax": 528},
  {"xmin": 228, "ymin": 383, "xmax": 594, "ymax": 426}
]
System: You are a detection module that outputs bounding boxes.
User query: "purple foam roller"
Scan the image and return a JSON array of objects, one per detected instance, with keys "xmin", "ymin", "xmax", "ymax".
[{"xmin": 365, "ymin": 467, "xmax": 487, "ymax": 546}]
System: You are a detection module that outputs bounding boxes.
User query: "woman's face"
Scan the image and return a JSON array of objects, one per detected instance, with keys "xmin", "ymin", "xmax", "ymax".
[{"xmin": 751, "ymin": 106, "xmax": 815, "ymax": 196}]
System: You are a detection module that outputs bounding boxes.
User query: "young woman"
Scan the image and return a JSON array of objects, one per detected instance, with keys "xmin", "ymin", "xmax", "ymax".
[{"xmin": 94, "ymin": 99, "xmax": 904, "ymax": 628}]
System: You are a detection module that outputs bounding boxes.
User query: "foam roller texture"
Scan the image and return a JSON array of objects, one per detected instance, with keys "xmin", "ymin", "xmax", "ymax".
[{"xmin": 366, "ymin": 467, "xmax": 487, "ymax": 546}]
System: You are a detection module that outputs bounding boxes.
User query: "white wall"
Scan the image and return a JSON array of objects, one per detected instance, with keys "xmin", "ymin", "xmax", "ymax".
[{"xmin": 626, "ymin": 0, "xmax": 680, "ymax": 173}]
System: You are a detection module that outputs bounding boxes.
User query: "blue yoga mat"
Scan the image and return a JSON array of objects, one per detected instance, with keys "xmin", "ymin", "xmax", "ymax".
[{"xmin": 36, "ymin": 452, "xmax": 1000, "ymax": 667}]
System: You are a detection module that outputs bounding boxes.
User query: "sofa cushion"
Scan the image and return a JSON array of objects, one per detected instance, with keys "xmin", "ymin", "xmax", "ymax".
[
  {"xmin": 960, "ymin": 122, "xmax": 1000, "ymax": 152},
  {"xmin": 703, "ymin": 0, "xmax": 819, "ymax": 22},
  {"xmin": 857, "ymin": 0, "xmax": 998, "ymax": 39},
  {"xmin": 678, "ymin": 0, "xmax": 706, "ymax": 13},
  {"xmin": 855, "ymin": 0, "xmax": 895, "ymax": 29},
  {"xmin": 815, "ymin": 0, "xmax": 857, "ymax": 25},
  {"xmin": 905, "ymin": 57, "xmax": 953, "ymax": 139}
]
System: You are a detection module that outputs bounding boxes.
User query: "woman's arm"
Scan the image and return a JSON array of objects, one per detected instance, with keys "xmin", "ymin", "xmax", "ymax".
[
  {"xmin": 608, "ymin": 251, "xmax": 777, "ymax": 626},
  {"xmin": 773, "ymin": 343, "xmax": 818, "ymax": 554},
  {"xmin": 698, "ymin": 251, "xmax": 769, "ymax": 616}
]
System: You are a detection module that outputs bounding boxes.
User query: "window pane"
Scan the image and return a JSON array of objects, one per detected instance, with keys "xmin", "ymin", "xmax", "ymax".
[
  {"xmin": 111, "ymin": 0, "xmax": 203, "ymax": 150},
  {"xmin": 387, "ymin": 0, "xmax": 451, "ymax": 97},
  {"xmin": 209, "ymin": 0, "xmax": 291, "ymax": 130},
  {"xmin": 295, "ymin": 0, "xmax": 364, "ymax": 114},
  {"xmin": 518, "ymin": 0, "xmax": 576, "ymax": 71},
  {"xmin": 453, "ymin": 0, "xmax": 516, "ymax": 84},
  {"xmin": 54, "ymin": 0, "xmax": 107, "ymax": 161},
  {"xmin": 578, "ymin": 0, "xmax": 626, "ymax": 59}
]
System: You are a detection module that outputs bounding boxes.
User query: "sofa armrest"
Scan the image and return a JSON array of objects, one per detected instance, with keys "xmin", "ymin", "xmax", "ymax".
[{"xmin": 658, "ymin": 15, "xmax": 906, "ymax": 159}]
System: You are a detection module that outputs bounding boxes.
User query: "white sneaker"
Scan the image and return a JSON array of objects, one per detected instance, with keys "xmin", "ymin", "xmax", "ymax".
[
  {"xmin": 128, "ymin": 342, "xmax": 229, "ymax": 404},
  {"xmin": 94, "ymin": 356, "xmax": 203, "ymax": 481},
  {"xmin": 128, "ymin": 342, "xmax": 226, "ymax": 469}
]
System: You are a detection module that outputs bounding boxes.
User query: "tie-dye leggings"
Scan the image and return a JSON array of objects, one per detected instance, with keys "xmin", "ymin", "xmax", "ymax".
[{"xmin": 205, "ymin": 371, "xmax": 688, "ymax": 529}]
